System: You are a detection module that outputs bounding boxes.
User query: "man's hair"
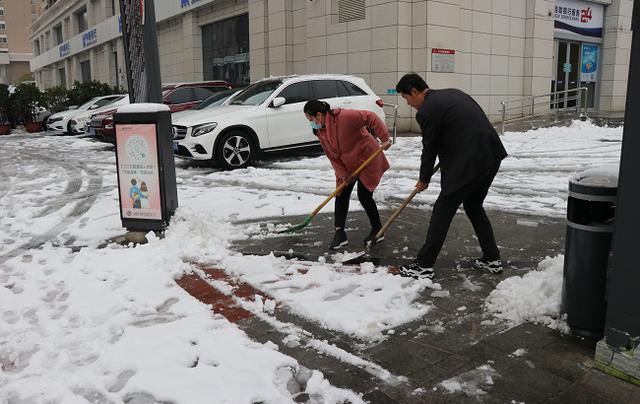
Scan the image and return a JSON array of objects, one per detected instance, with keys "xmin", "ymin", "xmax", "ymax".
[{"xmin": 396, "ymin": 73, "xmax": 429, "ymax": 94}]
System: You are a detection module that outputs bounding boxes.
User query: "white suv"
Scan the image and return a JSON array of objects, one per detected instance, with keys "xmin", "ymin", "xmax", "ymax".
[{"xmin": 172, "ymin": 74, "xmax": 385, "ymax": 169}]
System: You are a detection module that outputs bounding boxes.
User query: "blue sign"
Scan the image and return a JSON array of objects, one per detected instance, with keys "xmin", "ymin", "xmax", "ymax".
[
  {"xmin": 82, "ymin": 28, "xmax": 98, "ymax": 48},
  {"xmin": 581, "ymin": 43, "xmax": 598, "ymax": 82},
  {"xmin": 563, "ymin": 62, "xmax": 572, "ymax": 73},
  {"xmin": 387, "ymin": 89, "xmax": 397, "ymax": 95},
  {"xmin": 181, "ymin": 0, "xmax": 204, "ymax": 8},
  {"xmin": 59, "ymin": 42, "xmax": 70, "ymax": 58}
]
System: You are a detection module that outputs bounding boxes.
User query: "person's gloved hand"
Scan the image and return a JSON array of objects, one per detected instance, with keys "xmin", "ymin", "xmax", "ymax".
[
  {"xmin": 381, "ymin": 140, "xmax": 392, "ymax": 150},
  {"xmin": 415, "ymin": 180, "xmax": 429, "ymax": 192}
]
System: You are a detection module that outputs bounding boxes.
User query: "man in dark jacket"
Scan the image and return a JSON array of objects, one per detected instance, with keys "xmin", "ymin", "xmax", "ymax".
[{"xmin": 395, "ymin": 73, "xmax": 508, "ymax": 279}]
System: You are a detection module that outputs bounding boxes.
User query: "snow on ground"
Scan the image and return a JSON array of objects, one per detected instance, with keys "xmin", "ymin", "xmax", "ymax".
[
  {"xmin": 436, "ymin": 363, "xmax": 499, "ymax": 397},
  {"xmin": 0, "ymin": 121, "xmax": 622, "ymax": 402},
  {"xmin": 484, "ymin": 255, "xmax": 566, "ymax": 329}
]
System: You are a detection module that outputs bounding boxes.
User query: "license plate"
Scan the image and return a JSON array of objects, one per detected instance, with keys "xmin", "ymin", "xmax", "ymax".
[{"xmin": 172, "ymin": 142, "xmax": 179, "ymax": 152}]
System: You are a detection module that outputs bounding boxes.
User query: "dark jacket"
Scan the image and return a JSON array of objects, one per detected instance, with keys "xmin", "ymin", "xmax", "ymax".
[{"xmin": 416, "ymin": 88, "xmax": 507, "ymax": 194}]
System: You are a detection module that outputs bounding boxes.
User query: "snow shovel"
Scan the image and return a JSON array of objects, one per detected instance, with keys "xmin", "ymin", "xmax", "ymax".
[
  {"xmin": 277, "ymin": 146, "xmax": 386, "ymax": 234},
  {"xmin": 341, "ymin": 162, "xmax": 441, "ymax": 265}
]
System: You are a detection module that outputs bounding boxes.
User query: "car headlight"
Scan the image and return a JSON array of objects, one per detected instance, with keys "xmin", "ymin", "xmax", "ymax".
[{"xmin": 191, "ymin": 122, "xmax": 218, "ymax": 137}]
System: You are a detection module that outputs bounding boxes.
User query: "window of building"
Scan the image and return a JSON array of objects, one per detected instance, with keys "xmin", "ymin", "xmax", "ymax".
[
  {"xmin": 0, "ymin": 22, "xmax": 5, "ymax": 31},
  {"xmin": 111, "ymin": 51, "xmax": 119, "ymax": 88},
  {"xmin": 53, "ymin": 24, "xmax": 63, "ymax": 45},
  {"xmin": 0, "ymin": 8, "xmax": 4, "ymax": 17},
  {"xmin": 58, "ymin": 67, "xmax": 66, "ymax": 88},
  {"xmin": 75, "ymin": 6, "xmax": 88, "ymax": 33},
  {"xmin": 0, "ymin": 36, "xmax": 7, "ymax": 44},
  {"xmin": 202, "ymin": 14, "xmax": 249, "ymax": 86},
  {"xmin": 334, "ymin": 0, "xmax": 366, "ymax": 23},
  {"xmin": 106, "ymin": 0, "xmax": 117, "ymax": 17},
  {"xmin": 80, "ymin": 60, "xmax": 91, "ymax": 82},
  {"xmin": 33, "ymin": 39, "xmax": 40, "ymax": 55}
]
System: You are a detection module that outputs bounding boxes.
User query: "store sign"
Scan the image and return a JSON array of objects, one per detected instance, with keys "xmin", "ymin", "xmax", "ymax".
[
  {"xmin": 431, "ymin": 48, "xmax": 455, "ymax": 73},
  {"xmin": 116, "ymin": 124, "xmax": 162, "ymax": 220},
  {"xmin": 581, "ymin": 43, "xmax": 598, "ymax": 82},
  {"xmin": 82, "ymin": 28, "xmax": 98, "ymax": 47},
  {"xmin": 180, "ymin": 0, "xmax": 205, "ymax": 8},
  {"xmin": 554, "ymin": 0, "xmax": 604, "ymax": 38},
  {"xmin": 59, "ymin": 42, "xmax": 70, "ymax": 57}
]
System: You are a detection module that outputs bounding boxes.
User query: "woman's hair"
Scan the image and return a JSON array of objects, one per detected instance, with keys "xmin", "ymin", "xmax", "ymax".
[
  {"xmin": 140, "ymin": 181, "xmax": 148, "ymax": 192},
  {"xmin": 303, "ymin": 100, "xmax": 331, "ymax": 116}
]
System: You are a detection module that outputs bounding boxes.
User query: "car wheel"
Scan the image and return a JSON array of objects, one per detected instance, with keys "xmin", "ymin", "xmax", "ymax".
[
  {"xmin": 66, "ymin": 121, "xmax": 73, "ymax": 135},
  {"xmin": 215, "ymin": 131, "xmax": 254, "ymax": 170}
]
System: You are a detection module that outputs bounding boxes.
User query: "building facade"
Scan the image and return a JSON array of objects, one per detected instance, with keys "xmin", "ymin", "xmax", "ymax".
[
  {"xmin": 30, "ymin": 0, "xmax": 633, "ymax": 130},
  {"xmin": 0, "ymin": 0, "xmax": 40, "ymax": 84}
]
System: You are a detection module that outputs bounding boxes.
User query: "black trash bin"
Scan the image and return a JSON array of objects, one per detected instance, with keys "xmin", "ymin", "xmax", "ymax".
[{"xmin": 561, "ymin": 166, "xmax": 618, "ymax": 339}]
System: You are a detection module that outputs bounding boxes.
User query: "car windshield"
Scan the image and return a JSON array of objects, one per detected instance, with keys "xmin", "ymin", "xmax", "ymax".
[
  {"xmin": 229, "ymin": 81, "xmax": 281, "ymax": 106},
  {"xmin": 196, "ymin": 89, "xmax": 237, "ymax": 110},
  {"xmin": 77, "ymin": 98, "xmax": 98, "ymax": 110}
]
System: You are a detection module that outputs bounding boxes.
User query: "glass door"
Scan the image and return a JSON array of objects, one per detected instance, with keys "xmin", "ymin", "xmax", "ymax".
[{"xmin": 553, "ymin": 40, "xmax": 580, "ymax": 109}]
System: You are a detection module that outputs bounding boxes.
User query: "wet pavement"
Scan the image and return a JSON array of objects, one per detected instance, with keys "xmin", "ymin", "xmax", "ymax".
[{"xmin": 227, "ymin": 206, "xmax": 639, "ymax": 403}]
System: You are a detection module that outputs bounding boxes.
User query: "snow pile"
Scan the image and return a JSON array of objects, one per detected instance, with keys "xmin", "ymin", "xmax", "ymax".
[{"xmin": 484, "ymin": 255, "xmax": 564, "ymax": 327}]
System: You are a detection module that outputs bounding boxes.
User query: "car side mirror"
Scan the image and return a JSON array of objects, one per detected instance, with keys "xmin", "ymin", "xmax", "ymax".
[{"xmin": 271, "ymin": 97, "xmax": 286, "ymax": 108}]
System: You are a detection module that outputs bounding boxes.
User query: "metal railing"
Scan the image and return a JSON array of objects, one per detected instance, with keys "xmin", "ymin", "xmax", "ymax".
[
  {"xmin": 499, "ymin": 87, "xmax": 589, "ymax": 134},
  {"xmin": 383, "ymin": 102, "xmax": 399, "ymax": 144}
]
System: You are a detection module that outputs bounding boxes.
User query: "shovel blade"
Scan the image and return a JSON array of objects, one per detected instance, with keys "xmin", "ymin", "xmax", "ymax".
[{"xmin": 276, "ymin": 216, "xmax": 312, "ymax": 234}]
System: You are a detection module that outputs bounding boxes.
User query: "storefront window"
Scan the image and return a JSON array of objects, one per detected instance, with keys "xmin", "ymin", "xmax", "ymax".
[{"xmin": 202, "ymin": 14, "xmax": 249, "ymax": 86}]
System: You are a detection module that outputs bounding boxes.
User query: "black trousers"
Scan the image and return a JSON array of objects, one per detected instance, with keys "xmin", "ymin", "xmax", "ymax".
[
  {"xmin": 416, "ymin": 164, "xmax": 501, "ymax": 267},
  {"xmin": 335, "ymin": 178, "xmax": 382, "ymax": 231}
]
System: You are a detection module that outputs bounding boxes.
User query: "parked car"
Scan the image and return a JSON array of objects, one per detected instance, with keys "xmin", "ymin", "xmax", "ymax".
[
  {"xmin": 170, "ymin": 87, "xmax": 246, "ymax": 121},
  {"xmin": 90, "ymin": 81, "xmax": 233, "ymax": 142},
  {"xmin": 47, "ymin": 95, "xmax": 125, "ymax": 134},
  {"xmin": 162, "ymin": 81, "xmax": 232, "ymax": 112},
  {"xmin": 171, "ymin": 74, "xmax": 385, "ymax": 169},
  {"xmin": 69, "ymin": 95, "xmax": 129, "ymax": 135}
]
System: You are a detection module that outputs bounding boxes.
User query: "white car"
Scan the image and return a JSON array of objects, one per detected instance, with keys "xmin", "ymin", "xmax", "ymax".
[
  {"xmin": 69, "ymin": 95, "xmax": 130, "ymax": 135},
  {"xmin": 46, "ymin": 95, "xmax": 126, "ymax": 134},
  {"xmin": 172, "ymin": 74, "xmax": 386, "ymax": 169}
]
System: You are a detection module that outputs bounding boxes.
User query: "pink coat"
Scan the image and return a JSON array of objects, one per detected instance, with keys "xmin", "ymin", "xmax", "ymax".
[{"xmin": 316, "ymin": 109, "xmax": 390, "ymax": 192}]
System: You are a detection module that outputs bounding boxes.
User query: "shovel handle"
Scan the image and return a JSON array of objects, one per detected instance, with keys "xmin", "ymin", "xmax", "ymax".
[
  {"xmin": 309, "ymin": 146, "xmax": 385, "ymax": 218},
  {"xmin": 373, "ymin": 162, "xmax": 441, "ymax": 240}
]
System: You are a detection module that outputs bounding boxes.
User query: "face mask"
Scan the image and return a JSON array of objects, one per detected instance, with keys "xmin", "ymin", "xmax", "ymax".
[{"xmin": 309, "ymin": 120, "xmax": 323, "ymax": 130}]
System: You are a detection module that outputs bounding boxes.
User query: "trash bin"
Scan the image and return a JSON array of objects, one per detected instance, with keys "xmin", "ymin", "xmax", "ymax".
[{"xmin": 561, "ymin": 166, "xmax": 618, "ymax": 339}]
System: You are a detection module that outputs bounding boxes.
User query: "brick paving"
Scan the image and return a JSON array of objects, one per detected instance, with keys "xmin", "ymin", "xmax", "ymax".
[{"xmin": 174, "ymin": 205, "xmax": 639, "ymax": 403}]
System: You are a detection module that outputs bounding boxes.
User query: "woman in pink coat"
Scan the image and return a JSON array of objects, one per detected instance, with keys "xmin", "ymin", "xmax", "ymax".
[{"xmin": 303, "ymin": 100, "xmax": 392, "ymax": 249}]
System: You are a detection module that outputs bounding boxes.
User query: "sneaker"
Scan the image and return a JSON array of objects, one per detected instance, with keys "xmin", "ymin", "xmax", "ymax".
[
  {"xmin": 329, "ymin": 229, "xmax": 348, "ymax": 250},
  {"xmin": 474, "ymin": 258, "xmax": 503, "ymax": 274},
  {"xmin": 363, "ymin": 229, "xmax": 384, "ymax": 246},
  {"xmin": 399, "ymin": 263, "xmax": 434, "ymax": 279}
]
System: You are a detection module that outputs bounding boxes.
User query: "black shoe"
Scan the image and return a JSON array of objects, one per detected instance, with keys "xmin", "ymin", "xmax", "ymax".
[
  {"xmin": 363, "ymin": 228, "xmax": 384, "ymax": 246},
  {"xmin": 329, "ymin": 229, "xmax": 348, "ymax": 250},
  {"xmin": 399, "ymin": 263, "xmax": 434, "ymax": 279},
  {"xmin": 474, "ymin": 258, "xmax": 503, "ymax": 274}
]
